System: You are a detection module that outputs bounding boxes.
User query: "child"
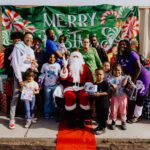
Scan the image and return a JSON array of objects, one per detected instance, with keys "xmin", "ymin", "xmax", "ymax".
[
  {"xmin": 103, "ymin": 61, "xmax": 112, "ymax": 81},
  {"xmin": 39, "ymin": 53, "xmax": 61, "ymax": 119},
  {"xmin": 109, "ymin": 64, "xmax": 129, "ymax": 130},
  {"xmin": 92, "ymin": 68, "xmax": 110, "ymax": 135},
  {"xmin": 58, "ymin": 34, "xmax": 67, "ymax": 55},
  {"xmin": 20, "ymin": 69, "xmax": 39, "ymax": 128}
]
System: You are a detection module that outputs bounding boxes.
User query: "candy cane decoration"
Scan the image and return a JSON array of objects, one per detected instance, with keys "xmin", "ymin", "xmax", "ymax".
[
  {"xmin": 0, "ymin": 48, "xmax": 5, "ymax": 69},
  {"xmin": 100, "ymin": 10, "xmax": 119, "ymax": 25}
]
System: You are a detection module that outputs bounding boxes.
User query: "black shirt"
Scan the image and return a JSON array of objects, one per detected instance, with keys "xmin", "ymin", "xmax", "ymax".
[
  {"xmin": 94, "ymin": 80, "xmax": 110, "ymax": 108},
  {"xmin": 96, "ymin": 46, "xmax": 108, "ymax": 63},
  {"xmin": 4, "ymin": 45, "xmax": 14, "ymax": 78}
]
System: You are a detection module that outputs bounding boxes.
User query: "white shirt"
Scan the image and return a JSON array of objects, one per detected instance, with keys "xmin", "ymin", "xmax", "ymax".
[{"xmin": 41, "ymin": 63, "xmax": 61, "ymax": 86}]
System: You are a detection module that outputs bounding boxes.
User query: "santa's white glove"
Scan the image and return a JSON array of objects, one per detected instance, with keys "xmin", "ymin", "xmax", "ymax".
[{"xmin": 62, "ymin": 56, "xmax": 68, "ymax": 67}]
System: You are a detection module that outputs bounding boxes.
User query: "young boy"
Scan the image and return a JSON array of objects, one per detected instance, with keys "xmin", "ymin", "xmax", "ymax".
[{"xmin": 93, "ymin": 68, "xmax": 110, "ymax": 135}]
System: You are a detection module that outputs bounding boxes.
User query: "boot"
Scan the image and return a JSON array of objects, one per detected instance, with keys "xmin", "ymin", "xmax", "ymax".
[
  {"xmin": 78, "ymin": 109, "xmax": 88, "ymax": 128},
  {"xmin": 67, "ymin": 110, "xmax": 76, "ymax": 129}
]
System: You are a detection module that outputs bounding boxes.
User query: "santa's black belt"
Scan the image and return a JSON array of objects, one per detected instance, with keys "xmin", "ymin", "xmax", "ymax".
[{"xmin": 66, "ymin": 82, "xmax": 85, "ymax": 87}]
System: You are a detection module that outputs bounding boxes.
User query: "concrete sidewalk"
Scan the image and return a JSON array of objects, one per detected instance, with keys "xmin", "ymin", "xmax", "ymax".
[
  {"xmin": 0, "ymin": 112, "xmax": 150, "ymax": 139},
  {"xmin": 0, "ymin": 112, "xmax": 150, "ymax": 149}
]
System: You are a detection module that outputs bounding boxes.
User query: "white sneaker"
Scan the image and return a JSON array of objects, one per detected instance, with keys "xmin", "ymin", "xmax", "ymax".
[
  {"xmin": 25, "ymin": 119, "xmax": 31, "ymax": 128},
  {"xmin": 9, "ymin": 119, "xmax": 15, "ymax": 129},
  {"xmin": 31, "ymin": 118, "xmax": 37, "ymax": 123}
]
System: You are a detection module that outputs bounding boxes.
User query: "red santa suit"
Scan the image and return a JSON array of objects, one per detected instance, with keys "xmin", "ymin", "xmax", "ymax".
[{"xmin": 60, "ymin": 51, "xmax": 93, "ymax": 111}]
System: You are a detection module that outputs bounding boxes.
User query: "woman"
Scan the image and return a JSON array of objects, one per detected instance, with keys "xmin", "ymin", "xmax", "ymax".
[
  {"xmin": 9, "ymin": 32, "xmax": 35, "ymax": 129},
  {"xmin": 80, "ymin": 38, "xmax": 102, "ymax": 81},
  {"xmin": 117, "ymin": 39, "xmax": 150, "ymax": 123}
]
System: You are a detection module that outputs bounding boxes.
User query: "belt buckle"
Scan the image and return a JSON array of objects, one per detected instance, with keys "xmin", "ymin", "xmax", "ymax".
[{"xmin": 75, "ymin": 82, "xmax": 79, "ymax": 87}]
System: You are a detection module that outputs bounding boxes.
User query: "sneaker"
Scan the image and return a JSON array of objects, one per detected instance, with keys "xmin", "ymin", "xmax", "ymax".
[
  {"xmin": 31, "ymin": 118, "xmax": 37, "ymax": 124},
  {"xmin": 126, "ymin": 119, "xmax": 133, "ymax": 124},
  {"xmin": 94, "ymin": 127, "xmax": 106, "ymax": 135},
  {"xmin": 121, "ymin": 122, "xmax": 127, "ymax": 130},
  {"xmin": 9, "ymin": 119, "xmax": 15, "ymax": 129},
  {"xmin": 25, "ymin": 119, "xmax": 31, "ymax": 128},
  {"xmin": 130, "ymin": 116, "xmax": 139, "ymax": 123},
  {"xmin": 110, "ymin": 120, "xmax": 116, "ymax": 130}
]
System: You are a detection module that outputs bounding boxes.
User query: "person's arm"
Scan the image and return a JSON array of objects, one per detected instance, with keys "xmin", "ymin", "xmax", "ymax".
[
  {"xmin": 93, "ymin": 48, "xmax": 102, "ymax": 67},
  {"xmin": 133, "ymin": 60, "xmax": 141, "ymax": 83},
  {"xmin": 94, "ymin": 92, "xmax": 108, "ymax": 97},
  {"xmin": 46, "ymin": 40, "xmax": 63, "ymax": 58},
  {"xmin": 55, "ymin": 50, "xmax": 63, "ymax": 58},
  {"xmin": 11, "ymin": 46, "xmax": 23, "ymax": 82},
  {"xmin": 130, "ymin": 51, "xmax": 142, "ymax": 83},
  {"xmin": 122, "ymin": 75, "xmax": 130, "ymax": 87}
]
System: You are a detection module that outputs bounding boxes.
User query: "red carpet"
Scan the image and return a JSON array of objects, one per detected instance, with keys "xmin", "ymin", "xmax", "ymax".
[{"xmin": 56, "ymin": 121, "xmax": 96, "ymax": 150}]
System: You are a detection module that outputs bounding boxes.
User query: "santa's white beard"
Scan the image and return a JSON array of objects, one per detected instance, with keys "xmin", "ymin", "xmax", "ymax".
[{"xmin": 69, "ymin": 58, "xmax": 83, "ymax": 82}]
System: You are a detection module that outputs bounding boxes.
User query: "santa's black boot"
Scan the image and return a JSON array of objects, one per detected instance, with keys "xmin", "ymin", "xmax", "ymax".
[
  {"xmin": 78, "ymin": 108, "xmax": 86, "ymax": 128},
  {"xmin": 67, "ymin": 110, "xmax": 76, "ymax": 129}
]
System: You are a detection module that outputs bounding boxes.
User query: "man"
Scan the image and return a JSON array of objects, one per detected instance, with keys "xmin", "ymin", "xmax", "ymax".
[
  {"xmin": 4, "ymin": 32, "xmax": 23, "ymax": 79},
  {"xmin": 4, "ymin": 32, "xmax": 23, "ymax": 115},
  {"xmin": 60, "ymin": 51, "xmax": 93, "ymax": 128},
  {"xmin": 45, "ymin": 28, "xmax": 63, "ymax": 63},
  {"xmin": 90, "ymin": 35, "xmax": 108, "ymax": 63}
]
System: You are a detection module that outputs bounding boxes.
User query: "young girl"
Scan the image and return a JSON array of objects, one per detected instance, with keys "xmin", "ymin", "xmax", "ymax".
[
  {"xmin": 109, "ymin": 64, "xmax": 129, "ymax": 130},
  {"xmin": 58, "ymin": 34, "xmax": 67, "ymax": 55},
  {"xmin": 39, "ymin": 53, "xmax": 61, "ymax": 119},
  {"xmin": 21, "ymin": 68, "xmax": 39, "ymax": 128},
  {"xmin": 92, "ymin": 68, "xmax": 110, "ymax": 135},
  {"xmin": 103, "ymin": 61, "xmax": 112, "ymax": 81}
]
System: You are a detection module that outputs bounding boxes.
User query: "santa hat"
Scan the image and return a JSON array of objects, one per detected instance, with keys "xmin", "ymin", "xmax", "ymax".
[{"xmin": 70, "ymin": 51, "xmax": 85, "ymax": 64}]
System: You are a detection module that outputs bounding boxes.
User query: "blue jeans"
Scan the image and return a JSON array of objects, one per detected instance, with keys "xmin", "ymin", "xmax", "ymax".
[
  {"xmin": 24, "ymin": 97, "xmax": 35, "ymax": 119},
  {"xmin": 44, "ymin": 85, "xmax": 57, "ymax": 117}
]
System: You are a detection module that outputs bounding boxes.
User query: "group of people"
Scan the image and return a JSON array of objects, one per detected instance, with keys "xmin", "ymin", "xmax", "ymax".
[{"xmin": 2, "ymin": 28, "xmax": 150, "ymax": 135}]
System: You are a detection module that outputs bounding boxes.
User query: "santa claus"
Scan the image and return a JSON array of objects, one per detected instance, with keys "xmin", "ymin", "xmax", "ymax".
[{"xmin": 60, "ymin": 51, "xmax": 93, "ymax": 128}]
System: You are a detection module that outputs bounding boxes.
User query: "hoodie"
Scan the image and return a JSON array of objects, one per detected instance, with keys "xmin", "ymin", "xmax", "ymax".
[{"xmin": 10, "ymin": 41, "xmax": 35, "ymax": 82}]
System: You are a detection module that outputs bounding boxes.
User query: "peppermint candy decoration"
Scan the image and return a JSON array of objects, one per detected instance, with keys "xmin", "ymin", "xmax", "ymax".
[
  {"xmin": 100, "ymin": 10, "xmax": 119, "ymax": 25},
  {"xmin": 2, "ymin": 9, "xmax": 24, "ymax": 31},
  {"xmin": 2, "ymin": 9, "xmax": 36, "ymax": 32},
  {"xmin": 120, "ymin": 16, "xmax": 139, "ymax": 39},
  {"xmin": 23, "ymin": 20, "xmax": 36, "ymax": 32},
  {"xmin": 2, "ymin": 31, "xmax": 11, "ymax": 46}
]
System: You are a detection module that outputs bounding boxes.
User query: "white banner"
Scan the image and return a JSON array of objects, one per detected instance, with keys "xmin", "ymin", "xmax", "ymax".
[{"xmin": 0, "ymin": 0, "xmax": 150, "ymax": 6}]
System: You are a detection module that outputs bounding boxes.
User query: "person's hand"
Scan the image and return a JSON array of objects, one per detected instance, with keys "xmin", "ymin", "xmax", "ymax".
[
  {"xmin": 19, "ymin": 81, "xmax": 24, "ymax": 87},
  {"xmin": 93, "ymin": 92, "xmax": 101, "ymax": 97}
]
